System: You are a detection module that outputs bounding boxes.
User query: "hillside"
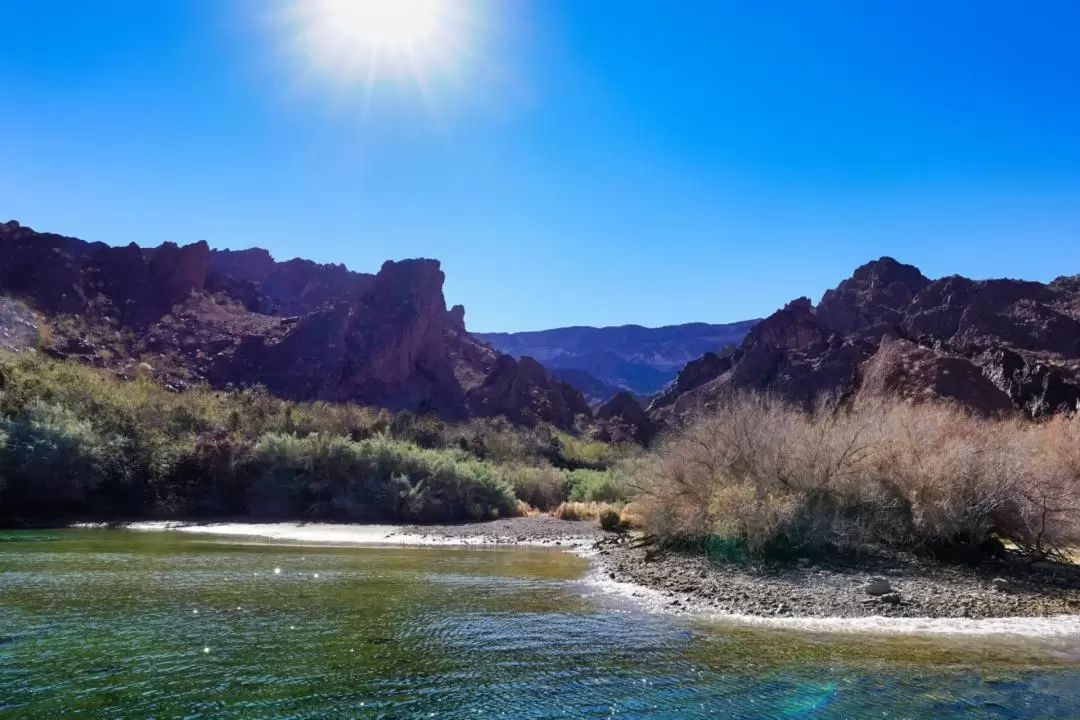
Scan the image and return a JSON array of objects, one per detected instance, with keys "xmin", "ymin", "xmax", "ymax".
[
  {"xmin": 477, "ymin": 320, "xmax": 758, "ymax": 400},
  {"xmin": 651, "ymin": 257, "xmax": 1080, "ymax": 423},
  {"xmin": 0, "ymin": 220, "xmax": 590, "ymax": 429}
]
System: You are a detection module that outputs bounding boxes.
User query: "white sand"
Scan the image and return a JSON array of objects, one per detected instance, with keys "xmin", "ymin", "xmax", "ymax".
[{"xmin": 117, "ymin": 520, "xmax": 592, "ymax": 548}]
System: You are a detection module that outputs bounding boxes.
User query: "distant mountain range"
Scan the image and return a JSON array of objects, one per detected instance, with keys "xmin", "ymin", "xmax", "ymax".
[{"xmin": 476, "ymin": 321, "xmax": 760, "ymax": 401}]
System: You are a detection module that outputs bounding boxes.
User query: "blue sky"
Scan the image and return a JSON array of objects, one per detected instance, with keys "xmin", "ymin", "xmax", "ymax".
[{"xmin": 2, "ymin": 0, "xmax": 1080, "ymax": 332}]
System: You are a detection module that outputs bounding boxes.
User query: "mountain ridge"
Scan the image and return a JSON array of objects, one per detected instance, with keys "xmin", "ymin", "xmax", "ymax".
[
  {"xmin": 0, "ymin": 219, "xmax": 590, "ymax": 429},
  {"xmin": 476, "ymin": 319, "xmax": 759, "ymax": 400},
  {"xmin": 650, "ymin": 256, "xmax": 1080, "ymax": 423}
]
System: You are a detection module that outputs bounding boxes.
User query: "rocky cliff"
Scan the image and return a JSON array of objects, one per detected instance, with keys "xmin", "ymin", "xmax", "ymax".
[
  {"xmin": 0, "ymin": 220, "xmax": 588, "ymax": 428},
  {"xmin": 651, "ymin": 257, "xmax": 1080, "ymax": 422}
]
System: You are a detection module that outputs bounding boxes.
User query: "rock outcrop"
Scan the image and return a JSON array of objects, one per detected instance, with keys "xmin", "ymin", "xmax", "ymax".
[
  {"xmin": 0, "ymin": 220, "xmax": 585, "ymax": 429},
  {"xmin": 652, "ymin": 257, "xmax": 1080, "ymax": 422},
  {"xmin": 593, "ymin": 391, "xmax": 656, "ymax": 445},
  {"xmin": 860, "ymin": 338, "xmax": 1014, "ymax": 417},
  {"xmin": 466, "ymin": 355, "xmax": 591, "ymax": 428}
]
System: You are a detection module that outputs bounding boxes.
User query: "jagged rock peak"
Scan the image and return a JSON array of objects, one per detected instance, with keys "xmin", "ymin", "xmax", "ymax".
[
  {"xmin": 847, "ymin": 257, "xmax": 930, "ymax": 289},
  {"xmin": 650, "ymin": 254, "xmax": 1080, "ymax": 423},
  {"xmin": 817, "ymin": 257, "xmax": 930, "ymax": 336},
  {"xmin": 747, "ymin": 296, "xmax": 825, "ymax": 350},
  {"xmin": 448, "ymin": 304, "xmax": 466, "ymax": 332}
]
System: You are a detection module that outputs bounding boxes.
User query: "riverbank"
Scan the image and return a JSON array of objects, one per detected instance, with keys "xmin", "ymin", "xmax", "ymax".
[
  {"xmin": 113, "ymin": 518, "xmax": 1080, "ymax": 624},
  {"xmin": 592, "ymin": 534, "xmax": 1080, "ymax": 621}
]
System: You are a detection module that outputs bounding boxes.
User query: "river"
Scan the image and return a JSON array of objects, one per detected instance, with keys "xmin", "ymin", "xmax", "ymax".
[{"xmin": 2, "ymin": 528, "xmax": 1079, "ymax": 718}]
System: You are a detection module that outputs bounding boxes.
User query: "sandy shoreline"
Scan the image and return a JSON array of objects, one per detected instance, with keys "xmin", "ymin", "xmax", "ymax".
[
  {"xmin": 117, "ymin": 517, "xmax": 599, "ymax": 549},
  {"xmin": 103, "ymin": 518, "xmax": 1080, "ymax": 639}
]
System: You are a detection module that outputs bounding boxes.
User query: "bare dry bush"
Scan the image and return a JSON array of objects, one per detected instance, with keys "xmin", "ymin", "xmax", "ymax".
[
  {"xmin": 553, "ymin": 501, "xmax": 619, "ymax": 521},
  {"xmin": 626, "ymin": 394, "xmax": 1080, "ymax": 560}
]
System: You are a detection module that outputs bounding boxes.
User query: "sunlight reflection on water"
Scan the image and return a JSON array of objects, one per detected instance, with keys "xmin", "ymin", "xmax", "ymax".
[{"xmin": 0, "ymin": 528, "xmax": 1078, "ymax": 719}]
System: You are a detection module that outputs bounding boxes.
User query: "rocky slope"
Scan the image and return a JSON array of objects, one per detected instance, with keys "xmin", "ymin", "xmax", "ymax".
[
  {"xmin": 0, "ymin": 220, "xmax": 588, "ymax": 428},
  {"xmin": 651, "ymin": 257, "xmax": 1080, "ymax": 423},
  {"xmin": 477, "ymin": 321, "xmax": 758, "ymax": 401}
]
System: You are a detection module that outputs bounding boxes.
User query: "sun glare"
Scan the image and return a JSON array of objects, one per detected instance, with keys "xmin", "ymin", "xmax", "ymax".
[
  {"xmin": 281, "ymin": 0, "xmax": 471, "ymax": 98},
  {"xmin": 313, "ymin": 0, "xmax": 442, "ymax": 49}
]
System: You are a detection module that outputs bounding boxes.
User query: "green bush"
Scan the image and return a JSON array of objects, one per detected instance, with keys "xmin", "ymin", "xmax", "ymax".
[
  {"xmin": 0, "ymin": 353, "xmax": 620, "ymax": 524},
  {"xmin": 565, "ymin": 469, "xmax": 625, "ymax": 503},
  {"xmin": 504, "ymin": 465, "xmax": 567, "ymax": 511},
  {"xmin": 0, "ymin": 401, "xmax": 130, "ymax": 517},
  {"xmin": 244, "ymin": 433, "xmax": 517, "ymax": 522}
]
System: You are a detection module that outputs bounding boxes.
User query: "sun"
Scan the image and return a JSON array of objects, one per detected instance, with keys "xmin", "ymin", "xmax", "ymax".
[
  {"xmin": 279, "ymin": 0, "xmax": 472, "ymax": 97},
  {"xmin": 330, "ymin": 0, "xmax": 442, "ymax": 48},
  {"xmin": 304, "ymin": 0, "xmax": 444, "ymax": 51}
]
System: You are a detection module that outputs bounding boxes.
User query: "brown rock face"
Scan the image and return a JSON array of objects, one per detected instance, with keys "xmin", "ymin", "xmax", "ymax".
[
  {"xmin": 653, "ymin": 258, "xmax": 1080, "ymax": 422},
  {"xmin": 447, "ymin": 304, "xmax": 466, "ymax": 332},
  {"xmin": 330, "ymin": 260, "xmax": 465, "ymax": 415},
  {"xmin": 0, "ymin": 221, "xmax": 210, "ymax": 326},
  {"xmin": 467, "ymin": 355, "xmax": 590, "ymax": 428},
  {"xmin": 149, "ymin": 241, "xmax": 210, "ymax": 306},
  {"xmin": 594, "ymin": 391, "xmax": 656, "ymax": 445},
  {"xmin": 978, "ymin": 347, "xmax": 1080, "ymax": 417},
  {"xmin": 860, "ymin": 338, "xmax": 1014, "ymax": 417},
  {"xmin": 0, "ymin": 220, "xmax": 586, "ymax": 427},
  {"xmin": 817, "ymin": 257, "xmax": 930, "ymax": 336}
]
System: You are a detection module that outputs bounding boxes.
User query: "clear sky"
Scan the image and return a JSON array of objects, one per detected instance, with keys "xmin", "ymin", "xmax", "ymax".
[{"xmin": 2, "ymin": 1, "xmax": 1080, "ymax": 332}]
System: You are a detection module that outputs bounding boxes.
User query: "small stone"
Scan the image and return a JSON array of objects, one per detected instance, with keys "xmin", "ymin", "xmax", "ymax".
[
  {"xmin": 797, "ymin": 558, "xmax": 811, "ymax": 568},
  {"xmin": 878, "ymin": 592, "xmax": 903, "ymax": 605},
  {"xmin": 992, "ymin": 578, "xmax": 1010, "ymax": 593},
  {"xmin": 864, "ymin": 578, "xmax": 893, "ymax": 596}
]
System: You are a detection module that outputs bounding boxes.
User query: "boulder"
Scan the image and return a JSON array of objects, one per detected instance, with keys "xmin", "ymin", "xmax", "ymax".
[{"xmin": 864, "ymin": 578, "xmax": 893, "ymax": 596}]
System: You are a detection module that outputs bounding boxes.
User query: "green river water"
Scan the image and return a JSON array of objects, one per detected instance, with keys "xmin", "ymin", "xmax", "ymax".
[{"xmin": 2, "ymin": 529, "xmax": 1079, "ymax": 718}]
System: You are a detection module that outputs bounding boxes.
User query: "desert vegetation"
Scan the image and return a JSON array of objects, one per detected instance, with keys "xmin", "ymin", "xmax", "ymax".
[
  {"xmin": 627, "ymin": 393, "xmax": 1080, "ymax": 562},
  {"xmin": 10, "ymin": 352, "xmax": 1076, "ymax": 563},
  {"xmin": 0, "ymin": 353, "xmax": 631, "ymax": 524}
]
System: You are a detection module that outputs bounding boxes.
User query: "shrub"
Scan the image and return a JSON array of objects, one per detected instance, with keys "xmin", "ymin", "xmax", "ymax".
[
  {"xmin": 553, "ymin": 501, "xmax": 617, "ymax": 521},
  {"xmin": 598, "ymin": 506, "xmax": 622, "ymax": 532},
  {"xmin": 245, "ymin": 433, "xmax": 518, "ymax": 523},
  {"xmin": 0, "ymin": 401, "xmax": 131, "ymax": 517},
  {"xmin": 504, "ymin": 465, "xmax": 567, "ymax": 511},
  {"xmin": 0, "ymin": 353, "xmax": 614, "ymax": 524},
  {"xmin": 565, "ymin": 468, "xmax": 625, "ymax": 503},
  {"xmin": 627, "ymin": 394, "xmax": 1080, "ymax": 561}
]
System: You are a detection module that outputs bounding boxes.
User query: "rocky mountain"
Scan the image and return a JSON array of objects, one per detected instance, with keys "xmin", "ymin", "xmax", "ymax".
[
  {"xmin": 0, "ymin": 220, "xmax": 588, "ymax": 428},
  {"xmin": 651, "ymin": 257, "xmax": 1080, "ymax": 423},
  {"xmin": 476, "ymin": 320, "xmax": 759, "ymax": 401}
]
